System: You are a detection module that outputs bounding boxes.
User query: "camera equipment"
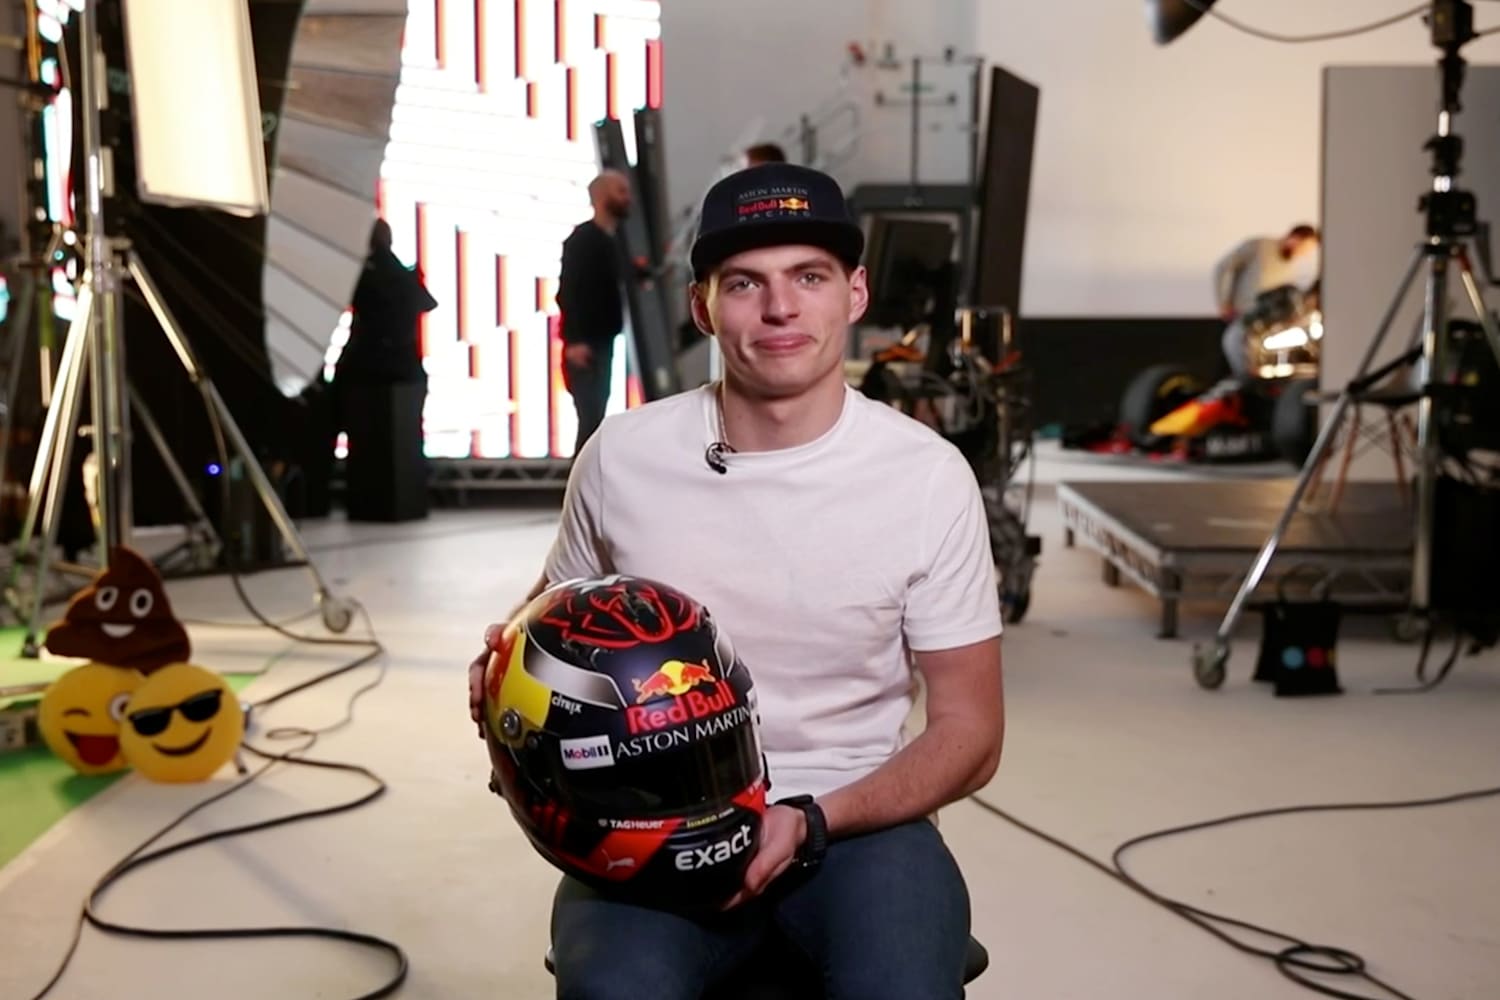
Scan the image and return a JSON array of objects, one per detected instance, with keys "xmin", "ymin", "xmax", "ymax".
[
  {"xmin": 1189, "ymin": 1, "xmax": 1500, "ymax": 688},
  {"xmin": 863, "ymin": 216, "xmax": 959, "ymax": 333},
  {"xmin": 858, "ymin": 294, "xmax": 1041, "ymax": 622}
]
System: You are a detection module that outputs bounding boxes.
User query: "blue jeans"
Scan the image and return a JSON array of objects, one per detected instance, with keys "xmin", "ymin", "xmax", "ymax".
[{"xmin": 550, "ymin": 819, "xmax": 971, "ymax": 1000}]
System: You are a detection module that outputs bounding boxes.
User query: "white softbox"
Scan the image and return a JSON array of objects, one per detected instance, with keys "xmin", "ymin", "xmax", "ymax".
[{"xmin": 121, "ymin": 0, "xmax": 270, "ymax": 216}]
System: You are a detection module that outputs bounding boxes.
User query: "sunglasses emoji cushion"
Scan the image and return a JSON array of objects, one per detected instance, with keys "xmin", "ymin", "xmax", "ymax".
[
  {"xmin": 119, "ymin": 664, "xmax": 244, "ymax": 782},
  {"xmin": 44, "ymin": 546, "xmax": 191, "ymax": 675}
]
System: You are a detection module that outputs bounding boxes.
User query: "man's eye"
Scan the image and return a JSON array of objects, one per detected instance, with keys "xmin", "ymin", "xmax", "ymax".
[
  {"xmin": 800, "ymin": 272, "xmax": 825, "ymax": 285},
  {"xmin": 726, "ymin": 279, "xmax": 753, "ymax": 292}
]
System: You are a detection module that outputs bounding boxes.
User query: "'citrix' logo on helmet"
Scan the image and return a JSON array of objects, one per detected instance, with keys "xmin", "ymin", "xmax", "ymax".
[{"xmin": 673, "ymin": 824, "xmax": 753, "ymax": 871}]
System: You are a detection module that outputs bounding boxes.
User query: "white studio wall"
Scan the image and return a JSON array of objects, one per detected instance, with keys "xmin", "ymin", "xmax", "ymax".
[
  {"xmin": 975, "ymin": 0, "xmax": 1500, "ymax": 317},
  {"xmin": 660, "ymin": 0, "xmax": 979, "ymax": 226}
]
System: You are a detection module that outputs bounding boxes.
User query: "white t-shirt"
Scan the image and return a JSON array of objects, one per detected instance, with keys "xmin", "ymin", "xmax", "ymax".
[{"xmin": 543, "ymin": 382, "xmax": 1003, "ymax": 801}]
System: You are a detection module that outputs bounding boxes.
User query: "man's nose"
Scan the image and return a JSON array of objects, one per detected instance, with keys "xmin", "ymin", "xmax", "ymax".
[{"xmin": 761, "ymin": 280, "xmax": 799, "ymax": 322}]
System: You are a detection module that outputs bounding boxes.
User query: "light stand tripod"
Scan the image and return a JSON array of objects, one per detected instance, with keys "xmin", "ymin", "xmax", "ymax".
[
  {"xmin": 4, "ymin": 0, "xmax": 354, "ymax": 656},
  {"xmin": 1191, "ymin": 0, "xmax": 1500, "ymax": 689}
]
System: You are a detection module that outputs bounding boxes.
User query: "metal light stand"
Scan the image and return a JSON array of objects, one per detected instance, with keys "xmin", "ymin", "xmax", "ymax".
[
  {"xmin": 1191, "ymin": 0, "xmax": 1500, "ymax": 689},
  {"xmin": 4, "ymin": 0, "xmax": 354, "ymax": 655}
]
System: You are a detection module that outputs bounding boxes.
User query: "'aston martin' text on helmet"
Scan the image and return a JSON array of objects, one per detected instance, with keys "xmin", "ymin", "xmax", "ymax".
[{"xmin": 482, "ymin": 575, "xmax": 765, "ymax": 910}]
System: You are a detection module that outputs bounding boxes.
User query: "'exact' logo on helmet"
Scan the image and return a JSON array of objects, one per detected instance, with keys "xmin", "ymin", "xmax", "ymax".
[{"xmin": 673, "ymin": 823, "xmax": 753, "ymax": 871}]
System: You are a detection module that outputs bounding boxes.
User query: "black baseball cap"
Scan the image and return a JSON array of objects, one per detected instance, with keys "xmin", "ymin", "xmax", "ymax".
[{"xmin": 690, "ymin": 163, "xmax": 865, "ymax": 282}]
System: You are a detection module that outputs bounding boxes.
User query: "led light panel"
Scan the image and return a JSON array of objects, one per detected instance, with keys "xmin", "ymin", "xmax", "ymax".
[{"xmin": 384, "ymin": 0, "xmax": 661, "ymax": 460}]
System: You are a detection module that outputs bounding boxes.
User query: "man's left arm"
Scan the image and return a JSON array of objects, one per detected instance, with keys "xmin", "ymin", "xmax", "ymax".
[
  {"xmin": 736, "ymin": 454, "xmax": 1003, "ymax": 900},
  {"xmin": 817, "ymin": 637, "xmax": 1002, "ymax": 838},
  {"xmin": 737, "ymin": 641, "xmax": 1001, "ymax": 902}
]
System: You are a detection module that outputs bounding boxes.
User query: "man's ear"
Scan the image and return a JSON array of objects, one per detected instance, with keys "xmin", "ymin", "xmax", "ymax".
[
  {"xmin": 689, "ymin": 281, "xmax": 716, "ymax": 336},
  {"xmin": 847, "ymin": 266, "xmax": 870, "ymax": 325}
]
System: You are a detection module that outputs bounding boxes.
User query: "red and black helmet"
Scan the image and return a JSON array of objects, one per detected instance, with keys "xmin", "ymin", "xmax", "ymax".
[{"xmin": 482, "ymin": 575, "xmax": 766, "ymax": 911}]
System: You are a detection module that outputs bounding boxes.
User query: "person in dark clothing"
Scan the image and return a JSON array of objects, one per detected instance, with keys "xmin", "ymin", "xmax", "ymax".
[
  {"xmin": 335, "ymin": 219, "xmax": 438, "ymax": 388},
  {"xmin": 330, "ymin": 219, "xmax": 438, "ymax": 521},
  {"xmin": 557, "ymin": 170, "xmax": 632, "ymax": 452}
]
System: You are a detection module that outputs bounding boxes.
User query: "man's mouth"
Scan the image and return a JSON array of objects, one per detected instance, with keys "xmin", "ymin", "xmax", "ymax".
[
  {"xmin": 101, "ymin": 623, "xmax": 136, "ymax": 639},
  {"xmin": 755, "ymin": 335, "xmax": 811, "ymax": 353},
  {"xmin": 153, "ymin": 730, "xmax": 211, "ymax": 756},
  {"xmin": 65, "ymin": 731, "xmax": 120, "ymax": 766}
]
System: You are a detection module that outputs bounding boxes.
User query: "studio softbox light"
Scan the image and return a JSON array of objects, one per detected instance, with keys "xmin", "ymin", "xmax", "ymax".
[
  {"xmin": 1146, "ymin": 0, "xmax": 1219, "ymax": 46},
  {"xmin": 121, "ymin": 0, "xmax": 269, "ymax": 216}
]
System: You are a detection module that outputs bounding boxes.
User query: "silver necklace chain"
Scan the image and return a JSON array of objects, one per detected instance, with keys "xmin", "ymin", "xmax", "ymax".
[{"xmin": 715, "ymin": 380, "xmax": 735, "ymax": 452}]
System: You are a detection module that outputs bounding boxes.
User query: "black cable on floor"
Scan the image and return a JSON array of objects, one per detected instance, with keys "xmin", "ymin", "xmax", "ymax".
[
  {"xmin": 1374, "ymin": 622, "xmax": 1467, "ymax": 696},
  {"xmin": 25, "ymin": 367, "xmax": 409, "ymax": 1000},
  {"xmin": 969, "ymin": 783, "xmax": 1500, "ymax": 1000},
  {"xmin": 27, "ymin": 716, "xmax": 405, "ymax": 1000}
]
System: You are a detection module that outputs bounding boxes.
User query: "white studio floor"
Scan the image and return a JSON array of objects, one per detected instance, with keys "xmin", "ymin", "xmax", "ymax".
[{"xmin": 2, "ymin": 452, "xmax": 1498, "ymax": 1000}]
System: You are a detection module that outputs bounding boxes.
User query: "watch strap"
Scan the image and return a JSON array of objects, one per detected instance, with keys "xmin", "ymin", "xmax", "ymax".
[{"xmin": 776, "ymin": 795, "xmax": 828, "ymax": 868}]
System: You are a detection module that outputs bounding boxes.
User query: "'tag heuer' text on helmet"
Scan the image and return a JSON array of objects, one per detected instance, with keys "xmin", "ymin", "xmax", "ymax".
[{"xmin": 482, "ymin": 575, "xmax": 766, "ymax": 910}]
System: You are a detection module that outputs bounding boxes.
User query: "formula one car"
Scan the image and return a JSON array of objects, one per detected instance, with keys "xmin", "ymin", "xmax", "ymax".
[{"xmin": 1117, "ymin": 284, "xmax": 1321, "ymax": 465}]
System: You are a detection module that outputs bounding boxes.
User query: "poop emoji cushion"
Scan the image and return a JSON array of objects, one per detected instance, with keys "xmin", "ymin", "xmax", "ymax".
[
  {"xmin": 38, "ymin": 662, "xmax": 146, "ymax": 775},
  {"xmin": 119, "ymin": 664, "xmax": 243, "ymax": 783},
  {"xmin": 44, "ymin": 546, "xmax": 190, "ymax": 675}
]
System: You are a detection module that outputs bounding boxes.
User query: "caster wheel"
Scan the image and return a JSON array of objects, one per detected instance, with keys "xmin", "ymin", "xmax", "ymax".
[
  {"xmin": 1391, "ymin": 613, "xmax": 1428, "ymax": 643},
  {"xmin": 1192, "ymin": 642, "xmax": 1229, "ymax": 690},
  {"xmin": 1002, "ymin": 588, "xmax": 1030, "ymax": 624},
  {"xmin": 321, "ymin": 596, "xmax": 355, "ymax": 634}
]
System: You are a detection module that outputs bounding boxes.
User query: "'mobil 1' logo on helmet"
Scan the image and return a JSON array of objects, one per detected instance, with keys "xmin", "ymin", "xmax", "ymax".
[{"xmin": 627, "ymin": 659, "xmax": 738, "ymax": 735}]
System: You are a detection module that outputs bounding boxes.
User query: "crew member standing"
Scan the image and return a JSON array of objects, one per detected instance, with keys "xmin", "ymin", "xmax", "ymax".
[{"xmin": 557, "ymin": 170, "xmax": 632, "ymax": 452}]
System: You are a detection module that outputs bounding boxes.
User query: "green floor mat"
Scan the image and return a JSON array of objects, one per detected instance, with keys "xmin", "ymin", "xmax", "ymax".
[{"xmin": 0, "ymin": 629, "xmax": 259, "ymax": 869}]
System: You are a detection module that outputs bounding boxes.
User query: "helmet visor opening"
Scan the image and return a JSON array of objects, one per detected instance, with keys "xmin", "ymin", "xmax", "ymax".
[{"xmin": 551, "ymin": 724, "xmax": 762, "ymax": 819}]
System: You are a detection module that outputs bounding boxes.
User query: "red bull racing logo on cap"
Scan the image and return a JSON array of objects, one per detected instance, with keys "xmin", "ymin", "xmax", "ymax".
[{"xmin": 735, "ymin": 186, "xmax": 813, "ymax": 220}]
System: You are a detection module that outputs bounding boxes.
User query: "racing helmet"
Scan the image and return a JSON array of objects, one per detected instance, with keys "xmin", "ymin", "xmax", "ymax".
[{"xmin": 482, "ymin": 575, "xmax": 766, "ymax": 911}]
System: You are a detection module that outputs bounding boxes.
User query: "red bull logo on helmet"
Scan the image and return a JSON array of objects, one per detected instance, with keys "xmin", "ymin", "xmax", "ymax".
[
  {"xmin": 632, "ymin": 659, "xmax": 717, "ymax": 704},
  {"xmin": 626, "ymin": 661, "xmax": 739, "ymax": 736}
]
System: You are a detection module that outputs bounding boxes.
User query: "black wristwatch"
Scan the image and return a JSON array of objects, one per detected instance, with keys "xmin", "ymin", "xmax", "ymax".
[{"xmin": 776, "ymin": 795, "xmax": 828, "ymax": 870}]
